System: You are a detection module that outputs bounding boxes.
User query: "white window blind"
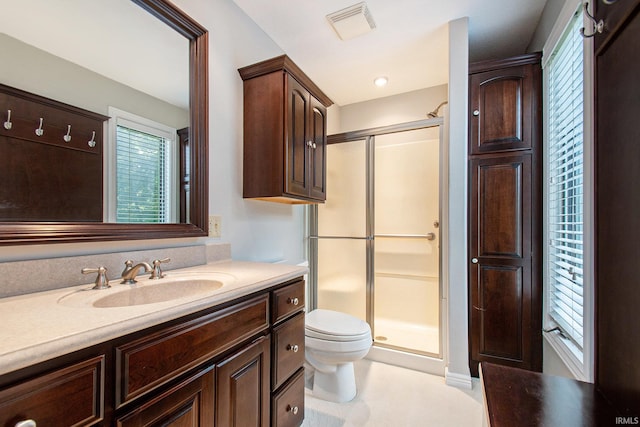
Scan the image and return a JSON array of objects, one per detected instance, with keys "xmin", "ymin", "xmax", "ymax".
[
  {"xmin": 547, "ymin": 11, "xmax": 584, "ymax": 350},
  {"xmin": 116, "ymin": 125, "xmax": 169, "ymax": 223}
]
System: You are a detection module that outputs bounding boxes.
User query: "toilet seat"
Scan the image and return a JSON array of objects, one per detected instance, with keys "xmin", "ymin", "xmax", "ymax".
[{"xmin": 305, "ymin": 309, "xmax": 371, "ymax": 342}]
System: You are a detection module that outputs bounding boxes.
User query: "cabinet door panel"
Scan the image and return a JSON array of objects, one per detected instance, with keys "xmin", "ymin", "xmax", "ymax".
[
  {"xmin": 470, "ymin": 64, "xmax": 537, "ymax": 154},
  {"xmin": 117, "ymin": 366, "xmax": 214, "ymax": 427},
  {"xmin": 309, "ymin": 99, "xmax": 326, "ymax": 200},
  {"xmin": 471, "ymin": 154, "xmax": 531, "ymax": 259},
  {"xmin": 216, "ymin": 336, "xmax": 270, "ymax": 427},
  {"xmin": 286, "ymin": 76, "xmax": 308, "ymax": 198},
  {"xmin": 473, "ymin": 265, "xmax": 524, "ymax": 359},
  {"xmin": 469, "ymin": 152, "xmax": 537, "ymax": 375},
  {"xmin": 0, "ymin": 356, "xmax": 104, "ymax": 427}
]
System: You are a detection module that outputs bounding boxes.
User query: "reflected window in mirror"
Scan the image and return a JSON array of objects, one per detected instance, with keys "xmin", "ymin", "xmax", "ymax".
[{"xmin": 107, "ymin": 107, "xmax": 180, "ymax": 223}]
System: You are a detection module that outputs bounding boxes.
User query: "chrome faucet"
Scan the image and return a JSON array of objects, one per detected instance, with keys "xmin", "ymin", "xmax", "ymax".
[{"xmin": 121, "ymin": 260, "xmax": 152, "ymax": 284}]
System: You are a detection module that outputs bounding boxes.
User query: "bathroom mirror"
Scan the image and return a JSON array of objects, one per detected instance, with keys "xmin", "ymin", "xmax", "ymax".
[{"xmin": 0, "ymin": 0, "xmax": 208, "ymax": 244}]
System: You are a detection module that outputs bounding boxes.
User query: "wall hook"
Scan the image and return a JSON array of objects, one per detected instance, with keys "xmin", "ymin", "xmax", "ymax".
[
  {"xmin": 3, "ymin": 110, "xmax": 12, "ymax": 130},
  {"xmin": 35, "ymin": 117, "xmax": 44, "ymax": 136},
  {"xmin": 88, "ymin": 131, "xmax": 96, "ymax": 148},
  {"xmin": 63, "ymin": 124, "xmax": 72, "ymax": 142},
  {"xmin": 580, "ymin": 2, "xmax": 604, "ymax": 38}
]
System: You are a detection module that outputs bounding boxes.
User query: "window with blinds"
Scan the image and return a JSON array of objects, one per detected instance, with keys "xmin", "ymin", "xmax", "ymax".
[
  {"xmin": 116, "ymin": 125, "xmax": 169, "ymax": 223},
  {"xmin": 546, "ymin": 11, "xmax": 584, "ymax": 351}
]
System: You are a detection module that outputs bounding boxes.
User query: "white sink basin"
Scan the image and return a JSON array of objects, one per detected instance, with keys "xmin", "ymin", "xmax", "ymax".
[
  {"xmin": 59, "ymin": 273, "xmax": 234, "ymax": 308},
  {"xmin": 92, "ymin": 279, "xmax": 223, "ymax": 307}
]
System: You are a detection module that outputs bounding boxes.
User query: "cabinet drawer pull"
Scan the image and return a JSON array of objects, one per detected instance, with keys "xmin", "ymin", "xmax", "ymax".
[
  {"xmin": 287, "ymin": 297, "xmax": 299, "ymax": 306},
  {"xmin": 471, "ymin": 258, "xmax": 479, "ymax": 264},
  {"xmin": 286, "ymin": 405, "xmax": 299, "ymax": 415},
  {"xmin": 15, "ymin": 420, "xmax": 37, "ymax": 427},
  {"xmin": 287, "ymin": 344, "xmax": 299, "ymax": 353},
  {"xmin": 473, "ymin": 109, "xmax": 480, "ymax": 116}
]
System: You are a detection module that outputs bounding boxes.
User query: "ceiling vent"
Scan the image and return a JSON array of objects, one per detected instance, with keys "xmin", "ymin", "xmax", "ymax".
[{"xmin": 326, "ymin": 2, "xmax": 376, "ymax": 41}]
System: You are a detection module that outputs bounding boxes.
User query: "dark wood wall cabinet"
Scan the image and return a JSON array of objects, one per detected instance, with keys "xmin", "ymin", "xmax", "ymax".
[
  {"xmin": 0, "ymin": 278, "xmax": 306, "ymax": 426},
  {"xmin": 239, "ymin": 55, "xmax": 333, "ymax": 204},
  {"xmin": 468, "ymin": 53, "xmax": 542, "ymax": 376}
]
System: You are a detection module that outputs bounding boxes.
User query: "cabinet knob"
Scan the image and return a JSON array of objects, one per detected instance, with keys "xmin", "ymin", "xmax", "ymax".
[
  {"xmin": 15, "ymin": 421, "xmax": 37, "ymax": 427},
  {"xmin": 287, "ymin": 297, "xmax": 299, "ymax": 306},
  {"xmin": 471, "ymin": 258, "xmax": 479, "ymax": 264},
  {"xmin": 473, "ymin": 109, "xmax": 480, "ymax": 116},
  {"xmin": 286, "ymin": 405, "xmax": 299, "ymax": 415},
  {"xmin": 287, "ymin": 344, "xmax": 299, "ymax": 353}
]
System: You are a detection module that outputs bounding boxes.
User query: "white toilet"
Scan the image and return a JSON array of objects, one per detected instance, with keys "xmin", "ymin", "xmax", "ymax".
[{"xmin": 305, "ymin": 309, "xmax": 372, "ymax": 403}]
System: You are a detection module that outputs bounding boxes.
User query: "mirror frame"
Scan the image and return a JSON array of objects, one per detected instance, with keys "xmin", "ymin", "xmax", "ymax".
[{"xmin": 0, "ymin": 0, "xmax": 208, "ymax": 245}]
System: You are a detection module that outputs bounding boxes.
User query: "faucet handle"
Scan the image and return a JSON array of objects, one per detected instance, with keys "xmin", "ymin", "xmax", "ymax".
[
  {"xmin": 150, "ymin": 258, "xmax": 171, "ymax": 279},
  {"xmin": 82, "ymin": 266, "xmax": 110, "ymax": 290}
]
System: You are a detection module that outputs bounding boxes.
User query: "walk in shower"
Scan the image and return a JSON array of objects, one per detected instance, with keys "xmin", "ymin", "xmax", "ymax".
[{"xmin": 310, "ymin": 118, "xmax": 445, "ymax": 366}]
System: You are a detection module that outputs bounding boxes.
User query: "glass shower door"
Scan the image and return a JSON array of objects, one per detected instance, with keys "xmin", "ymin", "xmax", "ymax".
[
  {"xmin": 312, "ymin": 121, "xmax": 443, "ymax": 360},
  {"xmin": 315, "ymin": 139, "xmax": 369, "ymax": 321},
  {"xmin": 373, "ymin": 128, "xmax": 441, "ymax": 356}
]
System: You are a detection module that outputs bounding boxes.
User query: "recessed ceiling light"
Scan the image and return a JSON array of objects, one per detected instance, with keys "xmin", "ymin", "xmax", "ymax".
[{"xmin": 374, "ymin": 76, "xmax": 388, "ymax": 87}]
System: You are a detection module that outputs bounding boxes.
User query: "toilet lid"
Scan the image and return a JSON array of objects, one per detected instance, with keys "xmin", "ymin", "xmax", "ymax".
[{"xmin": 305, "ymin": 309, "xmax": 371, "ymax": 340}]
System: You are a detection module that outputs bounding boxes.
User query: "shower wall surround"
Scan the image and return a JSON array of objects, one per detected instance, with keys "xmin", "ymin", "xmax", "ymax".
[{"xmin": 0, "ymin": 242, "xmax": 231, "ymax": 298}]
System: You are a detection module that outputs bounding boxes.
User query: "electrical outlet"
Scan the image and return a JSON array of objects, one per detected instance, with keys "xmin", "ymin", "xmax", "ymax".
[{"xmin": 208, "ymin": 215, "xmax": 221, "ymax": 238}]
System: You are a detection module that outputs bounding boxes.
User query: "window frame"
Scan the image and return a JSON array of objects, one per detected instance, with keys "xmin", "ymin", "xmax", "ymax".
[
  {"xmin": 106, "ymin": 107, "xmax": 179, "ymax": 223},
  {"xmin": 542, "ymin": 0, "xmax": 595, "ymax": 382}
]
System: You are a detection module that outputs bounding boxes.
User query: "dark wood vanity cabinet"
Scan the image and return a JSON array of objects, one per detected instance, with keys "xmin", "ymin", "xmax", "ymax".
[
  {"xmin": 468, "ymin": 53, "xmax": 542, "ymax": 376},
  {"xmin": 239, "ymin": 55, "xmax": 332, "ymax": 204},
  {"xmin": 270, "ymin": 280, "xmax": 306, "ymax": 427},
  {"xmin": 0, "ymin": 277, "xmax": 306, "ymax": 427}
]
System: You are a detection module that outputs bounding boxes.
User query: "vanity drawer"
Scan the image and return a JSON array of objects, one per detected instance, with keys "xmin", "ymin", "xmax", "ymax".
[
  {"xmin": 272, "ymin": 311, "xmax": 305, "ymax": 390},
  {"xmin": 0, "ymin": 355, "xmax": 104, "ymax": 426},
  {"xmin": 115, "ymin": 294, "xmax": 269, "ymax": 407},
  {"xmin": 117, "ymin": 366, "xmax": 215, "ymax": 427},
  {"xmin": 272, "ymin": 368, "xmax": 305, "ymax": 427},
  {"xmin": 272, "ymin": 280, "xmax": 305, "ymax": 324}
]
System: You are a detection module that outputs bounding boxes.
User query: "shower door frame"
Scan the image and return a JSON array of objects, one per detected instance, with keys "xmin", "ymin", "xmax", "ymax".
[{"xmin": 309, "ymin": 117, "xmax": 448, "ymax": 366}]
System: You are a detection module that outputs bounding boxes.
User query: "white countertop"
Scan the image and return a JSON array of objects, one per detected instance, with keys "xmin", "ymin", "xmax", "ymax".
[{"xmin": 0, "ymin": 260, "xmax": 307, "ymax": 375}]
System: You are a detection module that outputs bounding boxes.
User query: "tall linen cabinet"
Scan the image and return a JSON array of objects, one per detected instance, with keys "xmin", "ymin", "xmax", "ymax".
[{"xmin": 467, "ymin": 53, "xmax": 543, "ymax": 376}]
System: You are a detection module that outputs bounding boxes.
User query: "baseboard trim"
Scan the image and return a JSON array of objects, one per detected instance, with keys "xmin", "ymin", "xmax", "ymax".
[
  {"xmin": 366, "ymin": 346, "xmax": 446, "ymax": 376},
  {"xmin": 445, "ymin": 367, "xmax": 473, "ymax": 389}
]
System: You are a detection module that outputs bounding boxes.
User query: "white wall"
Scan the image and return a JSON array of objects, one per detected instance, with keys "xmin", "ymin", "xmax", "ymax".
[
  {"xmin": 0, "ymin": 0, "xmax": 311, "ymax": 266},
  {"xmin": 337, "ymin": 85, "xmax": 448, "ymax": 132},
  {"xmin": 444, "ymin": 17, "xmax": 471, "ymax": 388}
]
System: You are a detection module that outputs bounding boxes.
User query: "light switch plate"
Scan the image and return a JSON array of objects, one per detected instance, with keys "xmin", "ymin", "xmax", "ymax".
[{"xmin": 208, "ymin": 215, "xmax": 221, "ymax": 238}]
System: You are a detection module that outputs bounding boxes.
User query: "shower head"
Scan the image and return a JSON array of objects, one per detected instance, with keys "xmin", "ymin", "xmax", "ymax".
[{"xmin": 427, "ymin": 101, "xmax": 448, "ymax": 118}]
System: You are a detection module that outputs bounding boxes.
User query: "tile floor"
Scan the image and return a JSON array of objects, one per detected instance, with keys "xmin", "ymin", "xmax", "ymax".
[{"xmin": 302, "ymin": 359, "xmax": 484, "ymax": 427}]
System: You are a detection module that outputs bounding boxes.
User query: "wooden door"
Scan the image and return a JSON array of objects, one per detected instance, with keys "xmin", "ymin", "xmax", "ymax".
[
  {"xmin": 286, "ymin": 75, "xmax": 309, "ymax": 198},
  {"xmin": 469, "ymin": 61, "xmax": 538, "ymax": 155},
  {"xmin": 308, "ymin": 96, "xmax": 326, "ymax": 200},
  {"xmin": 117, "ymin": 366, "xmax": 215, "ymax": 427},
  {"xmin": 594, "ymin": 0, "xmax": 640, "ymax": 415},
  {"xmin": 469, "ymin": 153, "xmax": 537, "ymax": 375},
  {"xmin": 216, "ymin": 336, "xmax": 270, "ymax": 427}
]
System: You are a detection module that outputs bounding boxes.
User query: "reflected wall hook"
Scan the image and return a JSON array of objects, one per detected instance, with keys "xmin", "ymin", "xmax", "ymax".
[
  {"xmin": 3, "ymin": 110, "xmax": 11, "ymax": 130},
  {"xmin": 88, "ymin": 131, "xmax": 96, "ymax": 148},
  {"xmin": 63, "ymin": 124, "xmax": 72, "ymax": 142},
  {"xmin": 580, "ymin": 2, "xmax": 604, "ymax": 38},
  {"xmin": 35, "ymin": 118, "xmax": 44, "ymax": 136}
]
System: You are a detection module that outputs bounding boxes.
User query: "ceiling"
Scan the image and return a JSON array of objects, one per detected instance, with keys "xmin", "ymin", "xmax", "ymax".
[{"xmin": 233, "ymin": 0, "xmax": 549, "ymax": 106}]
